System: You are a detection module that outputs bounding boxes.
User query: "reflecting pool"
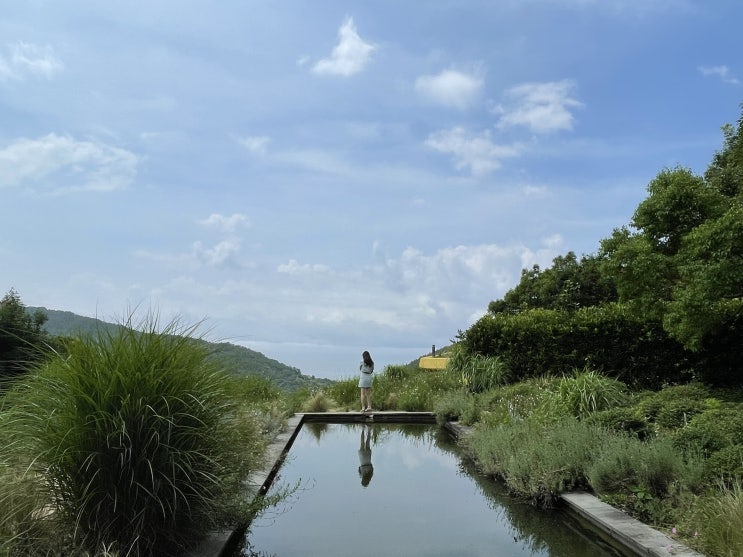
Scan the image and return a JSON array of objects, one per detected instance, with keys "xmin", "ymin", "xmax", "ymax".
[{"xmin": 233, "ymin": 423, "xmax": 631, "ymax": 557}]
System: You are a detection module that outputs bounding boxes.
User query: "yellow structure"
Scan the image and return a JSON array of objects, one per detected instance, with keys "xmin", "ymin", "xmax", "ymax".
[{"xmin": 418, "ymin": 356, "xmax": 450, "ymax": 370}]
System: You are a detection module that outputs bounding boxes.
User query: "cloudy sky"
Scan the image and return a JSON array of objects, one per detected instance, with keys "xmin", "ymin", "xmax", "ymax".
[{"xmin": 2, "ymin": 1, "xmax": 741, "ymax": 379}]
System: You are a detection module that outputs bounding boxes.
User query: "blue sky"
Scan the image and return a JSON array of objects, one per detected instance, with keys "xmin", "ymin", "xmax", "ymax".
[{"xmin": 1, "ymin": 0, "xmax": 741, "ymax": 379}]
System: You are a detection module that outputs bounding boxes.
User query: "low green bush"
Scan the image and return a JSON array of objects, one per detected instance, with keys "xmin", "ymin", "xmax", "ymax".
[
  {"xmin": 673, "ymin": 406, "xmax": 743, "ymax": 456},
  {"xmin": 0, "ymin": 317, "xmax": 264, "ymax": 557},
  {"xmin": 704, "ymin": 445, "xmax": 743, "ymax": 485},
  {"xmin": 587, "ymin": 435, "xmax": 696, "ymax": 500},
  {"xmin": 477, "ymin": 376, "xmax": 559, "ymax": 427},
  {"xmin": 432, "ymin": 390, "xmax": 480, "ymax": 425},
  {"xmin": 465, "ymin": 417, "xmax": 603, "ymax": 507},
  {"xmin": 549, "ymin": 368, "xmax": 628, "ymax": 420},
  {"xmin": 383, "ymin": 364, "xmax": 416, "ymax": 381},
  {"xmin": 326, "ymin": 378, "xmax": 358, "ymax": 409},
  {"xmin": 230, "ymin": 374, "xmax": 283, "ymax": 405},
  {"xmin": 301, "ymin": 391, "xmax": 332, "ymax": 413},
  {"xmin": 585, "ymin": 406, "xmax": 650, "ymax": 439},
  {"xmin": 636, "ymin": 383, "xmax": 711, "ymax": 430}
]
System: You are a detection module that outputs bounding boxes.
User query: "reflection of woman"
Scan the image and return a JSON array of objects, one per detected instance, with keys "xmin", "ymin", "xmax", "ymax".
[
  {"xmin": 358, "ymin": 350, "xmax": 374, "ymax": 412},
  {"xmin": 358, "ymin": 425, "xmax": 374, "ymax": 487}
]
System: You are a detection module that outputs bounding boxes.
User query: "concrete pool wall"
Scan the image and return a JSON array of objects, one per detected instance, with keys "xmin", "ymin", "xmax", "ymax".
[{"xmin": 187, "ymin": 411, "xmax": 704, "ymax": 557}]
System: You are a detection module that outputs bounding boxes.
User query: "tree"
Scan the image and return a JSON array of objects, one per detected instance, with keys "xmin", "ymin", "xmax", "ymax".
[
  {"xmin": 0, "ymin": 288, "xmax": 48, "ymax": 380},
  {"xmin": 705, "ymin": 106, "xmax": 743, "ymax": 199},
  {"xmin": 632, "ymin": 167, "xmax": 725, "ymax": 255},
  {"xmin": 599, "ymin": 108, "xmax": 743, "ymax": 384},
  {"xmin": 488, "ymin": 252, "xmax": 616, "ymax": 315},
  {"xmin": 665, "ymin": 207, "xmax": 743, "ymax": 350},
  {"xmin": 600, "ymin": 166, "xmax": 728, "ymax": 321}
]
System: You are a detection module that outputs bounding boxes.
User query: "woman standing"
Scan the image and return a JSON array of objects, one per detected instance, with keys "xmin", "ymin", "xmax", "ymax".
[{"xmin": 358, "ymin": 350, "xmax": 374, "ymax": 412}]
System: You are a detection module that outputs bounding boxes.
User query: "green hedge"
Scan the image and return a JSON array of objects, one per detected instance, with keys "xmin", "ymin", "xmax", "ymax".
[{"xmin": 461, "ymin": 303, "xmax": 693, "ymax": 388}]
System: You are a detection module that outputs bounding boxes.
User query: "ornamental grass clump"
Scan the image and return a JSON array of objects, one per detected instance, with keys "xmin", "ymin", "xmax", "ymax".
[
  {"xmin": 0, "ymin": 316, "xmax": 263, "ymax": 556},
  {"xmin": 692, "ymin": 480, "xmax": 743, "ymax": 557},
  {"xmin": 551, "ymin": 367, "xmax": 627, "ymax": 420}
]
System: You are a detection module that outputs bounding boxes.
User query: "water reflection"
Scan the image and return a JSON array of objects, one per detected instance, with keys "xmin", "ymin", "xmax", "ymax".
[
  {"xmin": 236, "ymin": 423, "xmax": 631, "ymax": 557},
  {"xmin": 357, "ymin": 425, "xmax": 374, "ymax": 487}
]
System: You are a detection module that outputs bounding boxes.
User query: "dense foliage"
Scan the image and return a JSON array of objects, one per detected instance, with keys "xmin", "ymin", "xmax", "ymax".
[
  {"xmin": 0, "ymin": 290, "xmax": 49, "ymax": 382},
  {"xmin": 460, "ymin": 104, "xmax": 743, "ymax": 388}
]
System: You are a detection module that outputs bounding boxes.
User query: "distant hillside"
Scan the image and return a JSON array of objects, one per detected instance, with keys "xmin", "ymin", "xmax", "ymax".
[{"xmin": 28, "ymin": 307, "xmax": 333, "ymax": 392}]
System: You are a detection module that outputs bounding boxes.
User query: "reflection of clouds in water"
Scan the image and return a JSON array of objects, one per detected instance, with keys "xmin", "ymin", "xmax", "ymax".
[{"xmin": 376, "ymin": 437, "xmax": 458, "ymax": 472}]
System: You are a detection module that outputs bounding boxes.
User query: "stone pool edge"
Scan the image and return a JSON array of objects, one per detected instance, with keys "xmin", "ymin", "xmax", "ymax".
[{"xmin": 188, "ymin": 412, "xmax": 704, "ymax": 557}]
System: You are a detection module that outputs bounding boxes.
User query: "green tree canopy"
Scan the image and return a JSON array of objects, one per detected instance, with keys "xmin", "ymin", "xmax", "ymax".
[
  {"xmin": 0, "ymin": 288, "xmax": 49, "ymax": 380},
  {"xmin": 488, "ymin": 252, "xmax": 617, "ymax": 315}
]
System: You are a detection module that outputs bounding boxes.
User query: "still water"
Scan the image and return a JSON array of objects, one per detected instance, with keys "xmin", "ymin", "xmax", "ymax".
[{"xmin": 236, "ymin": 423, "xmax": 630, "ymax": 557}]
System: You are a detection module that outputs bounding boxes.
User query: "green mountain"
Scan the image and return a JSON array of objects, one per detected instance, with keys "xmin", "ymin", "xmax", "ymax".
[{"xmin": 28, "ymin": 307, "xmax": 333, "ymax": 392}]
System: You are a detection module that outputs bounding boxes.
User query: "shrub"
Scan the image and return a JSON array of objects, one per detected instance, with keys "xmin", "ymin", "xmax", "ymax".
[
  {"xmin": 465, "ymin": 417, "xmax": 604, "ymax": 507},
  {"xmin": 705, "ymin": 445, "xmax": 743, "ymax": 485},
  {"xmin": 549, "ymin": 368, "xmax": 628, "ymax": 420},
  {"xmin": 326, "ymin": 378, "xmax": 358, "ymax": 409},
  {"xmin": 636, "ymin": 383, "xmax": 711, "ymax": 431},
  {"xmin": 396, "ymin": 386, "xmax": 429, "ymax": 411},
  {"xmin": 380, "ymin": 368, "xmax": 459, "ymax": 412},
  {"xmin": 673, "ymin": 406, "xmax": 743, "ymax": 456},
  {"xmin": 476, "ymin": 376, "xmax": 559, "ymax": 427},
  {"xmin": 587, "ymin": 435, "xmax": 703, "ymax": 522},
  {"xmin": 460, "ymin": 303, "xmax": 693, "ymax": 387},
  {"xmin": 655, "ymin": 398, "xmax": 706, "ymax": 430},
  {"xmin": 230, "ymin": 374, "xmax": 283, "ymax": 405},
  {"xmin": 0, "ymin": 316, "xmax": 263, "ymax": 556},
  {"xmin": 383, "ymin": 364, "xmax": 416, "ymax": 381},
  {"xmin": 432, "ymin": 391, "xmax": 480, "ymax": 425},
  {"xmin": 585, "ymin": 406, "xmax": 650, "ymax": 439},
  {"xmin": 301, "ymin": 391, "xmax": 332, "ymax": 413}
]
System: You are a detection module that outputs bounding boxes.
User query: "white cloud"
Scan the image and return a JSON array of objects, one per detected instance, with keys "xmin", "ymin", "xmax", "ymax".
[
  {"xmin": 198, "ymin": 213, "xmax": 251, "ymax": 232},
  {"xmin": 698, "ymin": 65, "xmax": 740, "ymax": 85},
  {"xmin": 192, "ymin": 240, "xmax": 242, "ymax": 268},
  {"xmin": 277, "ymin": 259, "xmax": 331, "ymax": 275},
  {"xmin": 272, "ymin": 239, "xmax": 563, "ymax": 329},
  {"xmin": 136, "ymin": 241, "xmax": 243, "ymax": 270},
  {"xmin": 236, "ymin": 135, "xmax": 271, "ymax": 155},
  {"xmin": 425, "ymin": 127, "xmax": 522, "ymax": 175},
  {"xmin": 496, "ymin": 80, "xmax": 583, "ymax": 133},
  {"xmin": 312, "ymin": 17, "xmax": 375, "ymax": 77},
  {"xmin": 0, "ymin": 133, "xmax": 140, "ymax": 193},
  {"xmin": 522, "ymin": 184, "xmax": 550, "ymax": 197},
  {"xmin": 0, "ymin": 41, "xmax": 63, "ymax": 80},
  {"xmin": 415, "ymin": 69, "xmax": 484, "ymax": 109}
]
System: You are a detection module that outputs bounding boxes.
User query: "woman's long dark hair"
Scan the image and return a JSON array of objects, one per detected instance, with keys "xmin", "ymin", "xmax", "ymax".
[{"xmin": 362, "ymin": 351, "xmax": 374, "ymax": 366}]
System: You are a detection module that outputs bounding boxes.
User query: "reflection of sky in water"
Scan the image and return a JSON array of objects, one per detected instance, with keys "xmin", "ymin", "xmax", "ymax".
[{"xmin": 242, "ymin": 423, "xmax": 627, "ymax": 557}]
